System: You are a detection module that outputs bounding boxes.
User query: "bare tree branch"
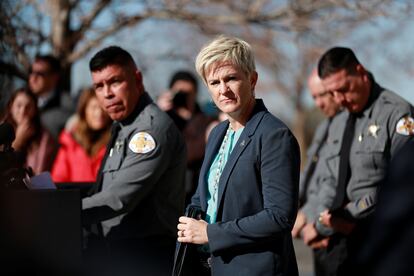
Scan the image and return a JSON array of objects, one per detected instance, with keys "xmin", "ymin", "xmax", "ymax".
[
  {"xmin": 1, "ymin": 0, "xmax": 412, "ymax": 95},
  {"xmin": 74, "ymin": 0, "xmax": 111, "ymax": 37},
  {"xmin": 67, "ymin": 13, "xmax": 148, "ymax": 63}
]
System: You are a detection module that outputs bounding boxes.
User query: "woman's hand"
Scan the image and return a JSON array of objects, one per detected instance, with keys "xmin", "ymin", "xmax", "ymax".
[
  {"xmin": 177, "ymin": 216, "xmax": 209, "ymax": 244},
  {"xmin": 13, "ymin": 119, "xmax": 35, "ymax": 150}
]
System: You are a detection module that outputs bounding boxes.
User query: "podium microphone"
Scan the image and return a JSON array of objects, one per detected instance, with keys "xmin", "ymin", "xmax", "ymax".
[{"xmin": 0, "ymin": 122, "xmax": 15, "ymax": 151}]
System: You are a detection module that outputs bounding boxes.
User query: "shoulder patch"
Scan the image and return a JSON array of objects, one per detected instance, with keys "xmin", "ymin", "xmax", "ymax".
[
  {"xmin": 396, "ymin": 116, "xmax": 414, "ymax": 136},
  {"xmin": 128, "ymin": 132, "xmax": 156, "ymax": 153}
]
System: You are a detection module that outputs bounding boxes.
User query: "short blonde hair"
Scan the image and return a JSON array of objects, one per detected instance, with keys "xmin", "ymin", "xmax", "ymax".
[{"xmin": 195, "ymin": 35, "xmax": 256, "ymax": 83}]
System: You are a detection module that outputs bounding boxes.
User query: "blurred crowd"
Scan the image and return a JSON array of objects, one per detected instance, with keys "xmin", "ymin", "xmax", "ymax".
[{"xmin": 1, "ymin": 55, "xmax": 215, "ymax": 196}]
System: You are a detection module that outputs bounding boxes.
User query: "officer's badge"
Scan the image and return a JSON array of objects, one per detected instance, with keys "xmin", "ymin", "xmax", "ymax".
[
  {"xmin": 396, "ymin": 116, "xmax": 414, "ymax": 136},
  {"xmin": 368, "ymin": 124, "xmax": 380, "ymax": 138},
  {"xmin": 129, "ymin": 132, "xmax": 156, "ymax": 153}
]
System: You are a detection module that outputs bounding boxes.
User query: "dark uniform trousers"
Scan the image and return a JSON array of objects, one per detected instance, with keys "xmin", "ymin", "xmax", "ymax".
[{"xmin": 314, "ymin": 217, "xmax": 372, "ymax": 276}]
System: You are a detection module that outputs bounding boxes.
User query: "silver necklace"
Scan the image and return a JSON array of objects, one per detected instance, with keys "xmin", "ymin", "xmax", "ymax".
[{"xmin": 212, "ymin": 125, "xmax": 232, "ymax": 202}]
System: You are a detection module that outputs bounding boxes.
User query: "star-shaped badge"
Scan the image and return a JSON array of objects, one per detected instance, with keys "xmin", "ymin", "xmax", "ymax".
[{"xmin": 368, "ymin": 124, "xmax": 380, "ymax": 138}]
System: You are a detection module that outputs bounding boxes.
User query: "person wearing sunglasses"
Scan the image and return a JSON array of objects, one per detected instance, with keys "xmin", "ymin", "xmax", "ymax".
[{"xmin": 28, "ymin": 55, "xmax": 74, "ymax": 140}]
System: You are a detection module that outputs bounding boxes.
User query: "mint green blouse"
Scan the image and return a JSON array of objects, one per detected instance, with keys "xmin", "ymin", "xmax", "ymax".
[{"xmin": 206, "ymin": 126, "xmax": 244, "ymax": 223}]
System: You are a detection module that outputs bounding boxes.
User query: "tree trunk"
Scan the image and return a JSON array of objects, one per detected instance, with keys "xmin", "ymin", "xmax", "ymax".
[{"xmin": 47, "ymin": 0, "xmax": 73, "ymax": 92}]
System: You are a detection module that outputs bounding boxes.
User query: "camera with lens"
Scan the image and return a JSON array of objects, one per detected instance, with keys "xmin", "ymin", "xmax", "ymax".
[
  {"xmin": 0, "ymin": 122, "xmax": 32, "ymax": 190},
  {"xmin": 172, "ymin": 90, "xmax": 189, "ymax": 109}
]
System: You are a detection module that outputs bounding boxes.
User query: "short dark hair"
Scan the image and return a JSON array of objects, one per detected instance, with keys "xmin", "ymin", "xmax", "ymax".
[
  {"xmin": 89, "ymin": 46, "xmax": 136, "ymax": 72},
  {"xmin": 169, "ymin": 70, "xmax": 198, "ymax": 92},
  {"xmin": 317, "ymin": 47, "xmax": 361, "ymax": 78},
  {"xmin": 34, "ymin": 54, "xmax": 61, "ymax": 74}
]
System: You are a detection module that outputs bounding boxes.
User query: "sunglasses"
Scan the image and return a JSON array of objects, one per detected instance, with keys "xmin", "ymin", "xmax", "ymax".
[{"xmin": 30, "ymin": 70, "xmax": 52, "ymax": 77}]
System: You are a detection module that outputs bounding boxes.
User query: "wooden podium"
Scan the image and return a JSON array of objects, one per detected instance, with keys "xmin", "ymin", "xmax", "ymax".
[{"xmin": 0, "ymin": 189, "xmax": 82, "ymax": 275}]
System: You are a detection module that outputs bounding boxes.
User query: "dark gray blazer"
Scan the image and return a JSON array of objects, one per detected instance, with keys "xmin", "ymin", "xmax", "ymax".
[{"xmin": 191, "ymin": 99, "xmax": 300, "ymax": 276}]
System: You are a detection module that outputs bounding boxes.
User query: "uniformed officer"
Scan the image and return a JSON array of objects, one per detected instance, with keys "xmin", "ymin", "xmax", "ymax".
[
  {"xmin": 291, "ymin": 69, "xmax": 342, "ymax": 274},
  {"xmin": 315, "ymin": 47, "xmax": 414, "ymax": 275},
  {"xmin": 82, "ymin": 46, "xmax": 186, "ymax": 276}
]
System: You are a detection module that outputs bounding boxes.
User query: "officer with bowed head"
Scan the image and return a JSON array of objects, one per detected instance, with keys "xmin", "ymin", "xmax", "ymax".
[
  {"xmin": 315, "ymin": 46, "xmax": 414, "ymax": 275},
  {"xmin": 81, "ymin": 46, "xmax": 186, "ymax": 275}
]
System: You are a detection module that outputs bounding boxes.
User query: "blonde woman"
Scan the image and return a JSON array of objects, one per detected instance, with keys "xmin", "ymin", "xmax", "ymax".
[{"xmin": 177, "ymin": 36, "xmax": 300, "ymax": 275}]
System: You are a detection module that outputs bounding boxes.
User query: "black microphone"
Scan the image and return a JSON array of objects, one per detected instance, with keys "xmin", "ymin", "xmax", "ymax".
[{"xmin": 0, "ymin": 122, "xmax": 15, "ymax": 150}]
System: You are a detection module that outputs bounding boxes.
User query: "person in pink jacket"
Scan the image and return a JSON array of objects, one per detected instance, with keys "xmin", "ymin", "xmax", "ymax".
[
  {"xmin": 2, "ymin": 87, "xmax": 57, "ymax": 175},
  {"xmin": 52, "ymin": 87, "xmax": 112, "ymax": 183}
]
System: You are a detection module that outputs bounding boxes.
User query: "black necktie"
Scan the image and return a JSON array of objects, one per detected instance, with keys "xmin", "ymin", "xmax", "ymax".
[
  {"xmin": 89, "ymin": 122, "xmax": 121, "ymax": 195},
  {"xmin": 300, "ymin": 119, "xmax": 331, "ymax": 206},
  {"xmin": 330, "ymin": 113, "xmax": 357, "ymax": 211}
]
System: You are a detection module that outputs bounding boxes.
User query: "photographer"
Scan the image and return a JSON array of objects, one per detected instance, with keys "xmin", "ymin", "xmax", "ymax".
[
  {"xmin": 165, "ymin": 90, "xmax": 191, "ymax": 131},
  {"xmin": 157, "ymin": 71, "xmax": 213, "ymax": 204}
]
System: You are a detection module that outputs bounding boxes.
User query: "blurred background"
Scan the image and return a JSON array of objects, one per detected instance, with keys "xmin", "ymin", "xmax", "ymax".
[{"xmin": 1, "ymin": 1, "xmax": 413, "ymax": 274}]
